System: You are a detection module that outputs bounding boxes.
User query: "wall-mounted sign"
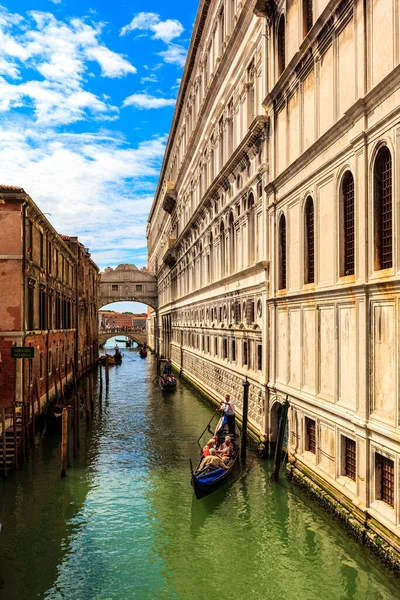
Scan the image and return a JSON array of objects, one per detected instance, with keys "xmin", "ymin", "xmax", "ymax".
[{"xmin": 11, "ymin": 347, "xmax": 34, "ymax": 359}]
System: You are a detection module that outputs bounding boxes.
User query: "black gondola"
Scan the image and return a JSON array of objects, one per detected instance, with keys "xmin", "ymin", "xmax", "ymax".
[
  {"xmin": 190, "ymin": 414, "xmax": 240, "ymax": 499},
  {"xmin": 139, "ymin": 348, "xmax": 147, "ymax": 358},
  {"xmin": 160, "ymin": 374, "xmax": 177, "ymax": 391}
]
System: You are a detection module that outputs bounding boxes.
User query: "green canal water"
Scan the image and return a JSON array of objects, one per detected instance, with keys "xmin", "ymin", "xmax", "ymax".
[{"xmin": 0, "ymin": 341, "xmax": 399, "ymax": 600}]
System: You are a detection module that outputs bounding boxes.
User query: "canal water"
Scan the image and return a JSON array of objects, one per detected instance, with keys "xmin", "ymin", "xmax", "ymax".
[{"xmin": 0, "ymin": 340, "xmax": 399, "ymax": 600}]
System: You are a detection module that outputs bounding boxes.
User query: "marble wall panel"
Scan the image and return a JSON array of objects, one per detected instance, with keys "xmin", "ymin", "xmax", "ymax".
[
  {"xmin": 318, "ymin": 306, "xmax": 335, "ymax": 400},
  {"xmin": 302, "ymin": 308, "xmax": 316, "ymax": 392},
  {"xmin": 338, "ymin": 305, "xmax": 357, "ymax": 409},
  {"xmin": 372, "ymin": 303, "xmax": 396, "ymax": 423}
]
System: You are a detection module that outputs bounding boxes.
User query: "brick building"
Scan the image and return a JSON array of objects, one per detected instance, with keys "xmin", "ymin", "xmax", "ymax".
[{"xmin": 0, "ymin": 186, "xmax": 99, "ymax": 422}]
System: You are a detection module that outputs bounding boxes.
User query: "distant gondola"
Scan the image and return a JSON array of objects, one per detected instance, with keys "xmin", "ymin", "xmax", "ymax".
[
  {"xmin": 99, "ymin": 354, "xmax": 115, "ymax": 366},
  {"xmin": 190, "ymin": 415, "xmax": 240, "ymax": 499},
  {"xmin": 114, "ymin": 351, "xmax": 123, "ymax": 364},
  {"xmin": 139, "ymin": 348, "xmax": 147, "ymax": 358}
]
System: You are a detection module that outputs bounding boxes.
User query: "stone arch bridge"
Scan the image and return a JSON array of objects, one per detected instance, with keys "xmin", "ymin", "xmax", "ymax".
[
  {"xmin": 98, "ymin": 264, "xmax": 158, "ymax": 310},
  {"xmin": 98, "ymin": 330, "xmax": 147, "ymax": 347}
]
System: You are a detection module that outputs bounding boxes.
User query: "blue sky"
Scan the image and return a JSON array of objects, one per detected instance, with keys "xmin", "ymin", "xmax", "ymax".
[{"xmin": 0, "ymin": 0, "xmax": 198, "ymax": 273}]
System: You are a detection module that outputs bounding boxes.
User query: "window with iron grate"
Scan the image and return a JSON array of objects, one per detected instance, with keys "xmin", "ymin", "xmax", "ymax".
[
  {"xmin": 375, "ymin": 453, "xmax": 394, "ymax": 507},
  {"xmin": 303, "ymin": 0, "xmax": 313, "ymax": 36},
  {"xmin": 374, "ymin": 147, "xmax": 392, "ymax": 270},
  {"xmin": 277, "ymin": 15, "xmax": 285, "ymax": 76},
  {"xmin": 305, "ymin": 417, "xmax": 316, "ymax": 453},
  {"xmin": 305, "ymin": 197, "xmax": 314, "ymax": 284},
  {"xmin": 342, "ymin": 172, "xmax": 355, "ymax": 276},
  {"xmin": 279, "ymin": 214, "xmax": 286, "ymax": 289},
  {"xmin": 345, "ymin": 437, "xmax": 356, "ymax": 481}
]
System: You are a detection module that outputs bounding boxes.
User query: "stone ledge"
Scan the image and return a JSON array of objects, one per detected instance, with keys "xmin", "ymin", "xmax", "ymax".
[{"xmin": 287, "ymin": 461, "xmax": 400, "ymax": 575}]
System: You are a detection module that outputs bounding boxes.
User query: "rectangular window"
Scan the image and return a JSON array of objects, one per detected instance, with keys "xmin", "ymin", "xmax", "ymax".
[
  {"xmin": 231, "ymin": 339, "xmax": 236, "ymax": 362},
  {"xmin": 257, "ymin": 344, "xmax": 262, "ymax": 371},
  {"xmin": 305, "ymin": 417, "xmax": 316, "ymax": 454},
  {"xmin": 223, "ymin": 338, "xmax": 227, "ymax": 359},
  {"xmin": 39, "ymin": 289, "xmax": 47, "ymax": 330},
  {"xmin": 27, "ymin": 286, "xmax": 34, "ymax": 330},
  {"xmin": 136, "ymin": 284, "xmax": 143, "ymax": 292},
  {"xmin": 376, "ymin": 453, "xmax": 394, "ymax": 507},
  {"xmin": 40, "ymin": 232, "xmax": 44, "ymax": 268},
  {"xmin": 214, "ymin": 337, "xmax": 218, "ymax": 356},
  {"xmin": 344, "ymin": 437, "xmax": 356, "ymax": 481},
  {"xmin": 243, "ymin": 341, "xmax": 248, "ymax": 366},
  {"xmin": 48, "ymin": 350, "xmax": 52, "ymax": 374},
  {"xmin": 207, "ymin": 336, "xmax": 210, "ymax": 353},
  {"xmin": 112, "ymin": 284, "xmax": 118, "ymax": 291}
]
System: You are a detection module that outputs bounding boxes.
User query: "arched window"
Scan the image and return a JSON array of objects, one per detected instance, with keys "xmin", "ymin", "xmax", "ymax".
[
  {"xmin": 277, "ymin": 14, "xmax": 285, "ymax": 76},
  {"xmin": 341, "ymin": 171, "xmax": 355, "ymax": 276},
  {"xmin": 209, "ymin": 232, "xmax": 214, "ymax": 283},
  {"xmin": 248, "ymin": 192, "xmax": 255, "ymax": 265},
  {"xmin": 303, "ymin": 0, "xmax": 313, "ymax": 37},
  {"xmin": 304, "ymin": 196, "xmax": 314, "ymax": 284},
  {"xmin": 229, "ymin": 212, "xmax": 235, "ymax": 274},
  {"xmin": 220, "ymin": 221, "xmax": 225, "ymax": 278},
  {"xmin": 279, "ymin": 214, "xmax": 287, "ymax": 289},
  {"xmin": 374, "ymin": 146, "xmax": 393, "ymax": 270}
]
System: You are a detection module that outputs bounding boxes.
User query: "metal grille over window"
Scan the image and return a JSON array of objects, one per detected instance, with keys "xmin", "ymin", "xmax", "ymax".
[
  {"xmin": 278, "ymin": 15, "xmax": 285, "ymax": 75},
  {"xmin": 305, "ymin": 417, "xmax": 316, "ymax": 453},
  {"xmin": 305, "ymin": 198, "xmax": 314, "ymax": 283},
  {"xmin": 279, "ymin": 214, "xmax": 286, "ymax": 289},
  {"xmin": 304, "ymin": 0, "xmax": 313, "ymax": 34},
  {"xmin": 375, "ymin": 147, "xmax": 393, "ymax": 270},
  {"xmin": 246, "ymin": 300, "xmax": 255, "ymax": 324},
  {"xmin": 345, "ymin": 438, "xmax": 356, "ymax": 481},
  {"xmin": 376, "ymin": 454, "xmax": 394, "ymax": 507},
  {"xmin": 343, "ymin": 172, "xmax": 355, "ymax": 276}
]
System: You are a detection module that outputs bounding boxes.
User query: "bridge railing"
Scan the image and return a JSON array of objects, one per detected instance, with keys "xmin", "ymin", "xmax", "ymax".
[{"xmin": 99, "ymin": 327, "xmax": 146, "ymax": 334}]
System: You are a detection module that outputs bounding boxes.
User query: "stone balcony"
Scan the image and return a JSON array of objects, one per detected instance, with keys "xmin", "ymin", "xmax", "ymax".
[
  {"xmin": 162, "ymin": 182, "xmax": 177, "ymax": 214},
  {"xmin": 162, "ymin": 238, "xmax": 177, "ymax": 268}
]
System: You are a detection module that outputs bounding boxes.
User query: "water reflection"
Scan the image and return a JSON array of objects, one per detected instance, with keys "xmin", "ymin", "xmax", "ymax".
[{"xmin": 0, "ymin": 346, "xmax": 399, "ymax": 600}]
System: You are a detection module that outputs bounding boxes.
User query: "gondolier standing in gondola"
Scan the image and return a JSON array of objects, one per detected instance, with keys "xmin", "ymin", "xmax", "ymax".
[{"xmin": 220, "ymin": 394, "xmax": 236, "ymax": 435}]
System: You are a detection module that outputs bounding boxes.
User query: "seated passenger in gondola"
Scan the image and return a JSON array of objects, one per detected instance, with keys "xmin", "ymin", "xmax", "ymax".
[
  {"xmin": 198, "ymin": 448, "xmax": 227, "ymax": 471},
  {"xmin": 202, "ymin": 438, "xmax": 216, "ymax": 457},
  {"xmin": 216, "ymin": 436, "xmax": 234, "ymax": 460}
]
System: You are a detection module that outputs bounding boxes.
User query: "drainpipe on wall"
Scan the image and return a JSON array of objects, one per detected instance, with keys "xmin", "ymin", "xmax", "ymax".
[
  {"xmin": 45, "ymin": 230, "xmax": 49, "ymax": 406},
  {"xmin": 21, "ymin": 201, "xmax": 27, "ymax": 407}
]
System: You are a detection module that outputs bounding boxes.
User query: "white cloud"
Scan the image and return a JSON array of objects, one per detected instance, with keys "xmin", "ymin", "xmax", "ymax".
[
  {"xmin": 0, "ymin": 125, "xmax": 167, "ymax": 270},
  {"xmin": 120, "ymin": 12, "xmax": 184, "ymax": 44},
  {"xmin": 158, "ymin": 44, "xmax": 187, "ymax": 68},
  {"xmin": 123, "ymin": 93, "xmax": 176, "ymax": 109},
  {"xmin": 0, "ymin": 8, "xmax": 136, "ymax": 125}
]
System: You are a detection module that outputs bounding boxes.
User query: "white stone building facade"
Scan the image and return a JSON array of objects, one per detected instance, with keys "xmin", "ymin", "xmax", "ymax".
[{"xmin": 148, "ymin": 0, "xmax": 400, "ymax": 555}]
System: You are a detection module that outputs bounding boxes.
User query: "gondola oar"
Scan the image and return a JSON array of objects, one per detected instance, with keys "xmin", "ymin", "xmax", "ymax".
[{"xmin": 196, "ymin": 409, "xmax": 218, "ymax": 448}]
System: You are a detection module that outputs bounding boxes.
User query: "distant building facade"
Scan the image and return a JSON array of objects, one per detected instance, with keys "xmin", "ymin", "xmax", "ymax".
[
  {"xmin": 148, "ymin": 0, "xmax": 400, "ymax": 560},
  {"xmin": 0, "ymin": 186, "xmax": 99, "ymax": 417},
  {"xmin": 99, "ymin": 311, "xmax": 147, "ymax": 331}
]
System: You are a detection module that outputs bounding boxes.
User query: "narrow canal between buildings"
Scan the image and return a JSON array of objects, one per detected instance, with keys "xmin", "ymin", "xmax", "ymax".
[{"xmin": 0, "ymin": 340, "xmax": 399, "ymax": 600}]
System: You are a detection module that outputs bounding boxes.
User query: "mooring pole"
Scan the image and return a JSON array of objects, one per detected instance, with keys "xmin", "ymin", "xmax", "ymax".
[
  {"xmin": 99, "ymin": 361, "xmax": 103, "ymax": 400},
  {"xmin": 61, "ymin": 407, "xmax": 68, "ymax": 477},
  {"xmin": 2, "ymin": 408, "xmax": 7, "ymax": 478},
  {"xmin": 273, "ymin": 396, "xmax": 290, "ymax": 480},
  {"xmin": 105, "ymin": 355, "xmax": 109, "ymax": 390},
  {"xmin": 241, "ymin": 376, "xmax": 250, "ymax": 462}
]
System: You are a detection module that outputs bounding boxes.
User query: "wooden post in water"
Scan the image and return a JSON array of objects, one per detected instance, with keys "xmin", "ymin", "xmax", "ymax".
[
  {"xmin": 273, "ymin": 396, "xmax": 290, "ymax": 480},
  {"xmin": 67, "ymin": 407, "xmax": 72, "ymax": 467},
  {"xmin": 99, "ymin": 361, "xmax": 103, "ymax": 400},
  {"xmin": 61, "ymin": 407, "xmax": 68, "ymax": 477},
  {"xmin": 12, "ymin": 405, "xmax": 18, "ymax": 470},
  {"xmin": 241, "ymin": 376, "xmax": 250, "ymax": 462},
  {"xmin": 21, "ymin": 403, "xmax": 26, "ymax": 461},
  {"xmin": 89, "ymin": 371, "xmax": 93, "ymax": 410},
  {"xmin": 35, "ymin": 378, "xmax": 41, "ymax": 417},
  {"xmin": 105, "ymin": 355, "xmax": 109, "ymax": 390},
  {"xmin": 2, "ymin": 409, "xmax": 7, "ymax": 478},
  {"xmin": 72, "ymin": 394, "xmax": 77, "ymax": 458},
  {"xmin": 30, "ymin": 388, "xmax": 35, "ymax": 446},
  {"xmin": 85, "ymin": 377, "xmax": 90, "ymax": 428}
]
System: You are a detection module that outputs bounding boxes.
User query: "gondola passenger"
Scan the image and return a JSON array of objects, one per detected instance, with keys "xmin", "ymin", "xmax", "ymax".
[{"xmin": 198, "ymin": 448, "xmax": 227, "ymax": 472}]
